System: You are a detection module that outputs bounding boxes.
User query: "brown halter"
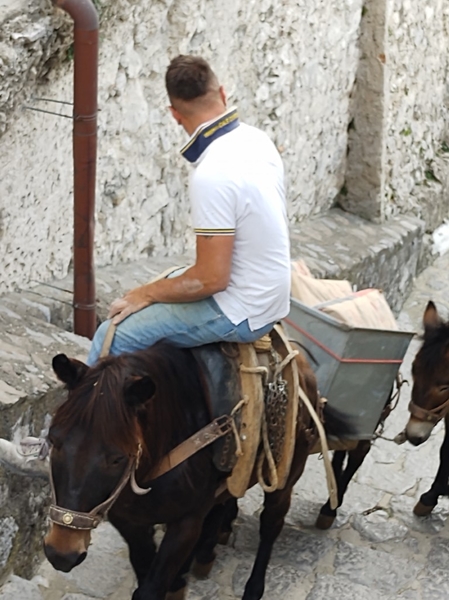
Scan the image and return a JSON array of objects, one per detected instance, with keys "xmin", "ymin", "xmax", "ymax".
[
  {"xmin": 48, "ymin": 444, "xmax": 144, "ymax": 531},
  {"xmin": 48, "ymin": 319, "xmax": 234, "ymax": 531},
  {"xmin": 48, "ymin": 416, "xmax": 234, "ymax": 531},
  {"xmin": 408, "ymin": 396, "xmax": 449, "ymax": 425}
]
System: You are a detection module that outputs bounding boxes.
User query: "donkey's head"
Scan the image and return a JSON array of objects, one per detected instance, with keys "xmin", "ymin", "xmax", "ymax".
[
  {"xmin": 44, "ymin": 353, "xmax": 155, "ymax": 572},
  {"xmin": 406, "ymin": 302, "xmax": 449, "ymax": 446}
]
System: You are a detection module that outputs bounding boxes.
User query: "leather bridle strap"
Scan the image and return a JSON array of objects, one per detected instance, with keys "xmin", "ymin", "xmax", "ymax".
[
  {"xmin": 408, "ymin": 397, "xmax": 449, "ymax": 425},
  {"xmin": 48, "ymin": 416, "xmax": 234, "ymax": 530},
  {"xmin": 147, "ymin": 415, "xmax": 233, "ymax": 481},
  {"xmin": 49, "ymin": 453, "xmax": 137, "ymax": 530}
]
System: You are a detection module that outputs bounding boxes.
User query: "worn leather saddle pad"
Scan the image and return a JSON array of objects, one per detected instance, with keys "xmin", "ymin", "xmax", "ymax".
[
  {"xmin": 191, "ymin": 344, "xmax": 242, "ymax": 473},
  {"xmin": 192, "ymin": 324, "xmax": 299, "ymax": 498}
]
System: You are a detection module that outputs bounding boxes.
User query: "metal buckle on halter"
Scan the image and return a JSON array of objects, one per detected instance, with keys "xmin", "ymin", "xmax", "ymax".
[{"xmin": 49, "ymin": 505, "xmax": 101, "ymax": 530}]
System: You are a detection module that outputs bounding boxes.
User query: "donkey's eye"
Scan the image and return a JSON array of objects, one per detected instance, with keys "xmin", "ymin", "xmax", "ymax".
[
  {"xmin": 440, "ymin": 385, "xmax": 449, "ymax": 393},
  {"xmin": 47, "ymin": 434, "xmax": 61, "ymax": 450},
  {"xmin": 110, "ymin": 456, "xmax": 126, "ymax": 466}
]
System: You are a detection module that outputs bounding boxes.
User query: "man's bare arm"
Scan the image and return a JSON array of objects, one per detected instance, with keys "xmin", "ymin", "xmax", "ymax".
[{"xmin": 108, "ymin": 235, "xmax": 234, "ymax": 324}]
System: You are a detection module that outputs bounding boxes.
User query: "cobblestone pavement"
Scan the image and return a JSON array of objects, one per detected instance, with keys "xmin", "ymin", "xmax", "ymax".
[{"xmin": 1, "ymin": 252, "xmax": 449, "ymax": 600}]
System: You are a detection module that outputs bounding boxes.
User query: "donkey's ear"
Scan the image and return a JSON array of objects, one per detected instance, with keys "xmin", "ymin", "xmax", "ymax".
[
  {"xmin": 52, "ymin": 354, "xmax": 89, "ymax": 389},
  {"xmin": 123, "ymin": 376, "xmax": 156, "ymax": 408},
  {"xmin": 423, "ymin": 301, "xmax": 442, "ymax": 332}
]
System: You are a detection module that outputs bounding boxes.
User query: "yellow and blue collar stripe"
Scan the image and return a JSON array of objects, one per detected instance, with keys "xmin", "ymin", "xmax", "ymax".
[{"xmin": 181, "ymin": 108, "xmax": 240, "ymax": 163}]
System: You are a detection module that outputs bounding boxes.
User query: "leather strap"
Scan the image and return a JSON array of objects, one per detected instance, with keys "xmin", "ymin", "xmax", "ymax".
[
  {"xmin": 408, "ymin": 397, "xmax": 449, "ymax": 425},
  {"xmin": 100, "ymin": 321, "xmax": 116, "ymax": 358},
  {"xmin": 49, "ymin": 505, "xmax": 101, "ymax": 530},
  {"xmin": 148, "ymin": 416, "xmax": 233, "ymax": 481},
  {"xmin": 49, "ymin": 417, "xmax": 234, "ymax": 530}
]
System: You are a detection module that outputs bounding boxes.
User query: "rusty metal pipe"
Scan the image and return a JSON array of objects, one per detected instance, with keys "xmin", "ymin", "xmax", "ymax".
[{"xmin": 52, "ymin": 0, "xmax": 99, "ymax": 339}]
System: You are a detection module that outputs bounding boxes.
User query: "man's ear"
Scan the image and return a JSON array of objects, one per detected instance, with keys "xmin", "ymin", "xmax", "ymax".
[
  {"xmin": 169, "ymin": 105, "xmax": 183, "ymax": 126},
  {"xmin": 52, "ymin": 354, "xmax": 89, "ymax": 389},
  {"xmin": 219, "ymin": 85, "xmax": 227, "ymax": 107},
  {"xmin": 123, "ymin": 376, "xmax": 156, "ymax": 409}
]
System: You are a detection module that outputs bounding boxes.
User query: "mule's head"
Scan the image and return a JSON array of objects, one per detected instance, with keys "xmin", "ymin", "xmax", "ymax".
[
  {"xmin": 406, "ymin": 302, "xmax": 449, "ymax": 446},
  {"xmin": 44, "ymin": 353, "xmax": 155, "ymax": 572}
]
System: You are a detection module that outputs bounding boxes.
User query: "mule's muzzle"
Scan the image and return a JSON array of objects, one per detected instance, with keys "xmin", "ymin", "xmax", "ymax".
[
  {"xmin": 405, "ymin": 417, "xmax": 433, "ymax": 447},
  {"xmin": 44, "ymin": 543, "xmax": 87, "ymax": 572}
]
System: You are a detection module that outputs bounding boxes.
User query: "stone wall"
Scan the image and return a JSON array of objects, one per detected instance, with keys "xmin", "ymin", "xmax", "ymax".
[
  {"xmin": 385, "ymin": 0, "xmax": 449, "ymax": 229},
  {"xmin": 340, "ymin": 0, "xmax": 449, "ymax": 225},
  {"xmin": 0, "ymin": 0, "xmax": 363, "ymax": 294},
  {"xmin": 0, "ymin": 0, "xmax": 448, "ymax": 296}
]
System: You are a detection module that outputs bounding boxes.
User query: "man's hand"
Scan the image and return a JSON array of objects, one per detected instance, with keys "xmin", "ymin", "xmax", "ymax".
[
  {"xmin": 108, "ymin": 286, "xmax": 152, "ymax": 325},
  {"xmin": 106, "ymin": 235, "xmax": 235, "ymax": 325}
]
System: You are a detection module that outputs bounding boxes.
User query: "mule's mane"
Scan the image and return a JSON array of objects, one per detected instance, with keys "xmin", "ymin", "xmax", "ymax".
[{"xmin": 51, "ymin": 343, "xmax": 206, "ymax": 465}]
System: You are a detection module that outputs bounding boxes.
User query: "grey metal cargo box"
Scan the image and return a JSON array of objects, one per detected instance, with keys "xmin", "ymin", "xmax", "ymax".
[{"xmin": 283, "ymin": 298, "xmax": 414, "ymax": 440}]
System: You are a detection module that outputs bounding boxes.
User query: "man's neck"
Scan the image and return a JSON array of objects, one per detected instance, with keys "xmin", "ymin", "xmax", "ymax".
[{"xmin": 183, "ymin": 106, "xmax": 227, "ymax": 136}]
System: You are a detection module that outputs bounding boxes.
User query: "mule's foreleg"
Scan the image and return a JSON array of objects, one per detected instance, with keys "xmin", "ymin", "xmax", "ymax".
[
  {"xmin": 133, "ymin": 513, "xmax": 207, "ymax": 600},
  {"xmin": 242, "ymin": 487, "xmax": 292, "ymax": 600},
  {"xmin": 243, "ymin": 438, "xmax": 309, "ymax": 600},
  {"xmin": 316, "ymin": 440, "xmax": 371, "ymax": 529},
  {"xmin": 415, "ymin": 420, "xmax": 449, "ymax": 516},
  {"xmin": 217, "ymin": 496, "xmax": 239, "ymax": 545},
  {"xmin": 108, "ymin": 517, "xmax": 156, "ymax": 586},
  {"xmin": 192, "ymin": 499, "xmax": 237, "ymax": 578}
]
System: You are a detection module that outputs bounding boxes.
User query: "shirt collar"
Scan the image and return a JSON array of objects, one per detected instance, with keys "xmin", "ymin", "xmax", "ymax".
[{"xmin": 180, "ymin": 107, "xmax": 240, "ymax": 164}]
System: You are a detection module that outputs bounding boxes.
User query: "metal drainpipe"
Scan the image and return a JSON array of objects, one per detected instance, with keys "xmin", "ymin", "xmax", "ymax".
[{"xmin": 52, "ymin": 0, "xmax": 99, "ymax": 339}]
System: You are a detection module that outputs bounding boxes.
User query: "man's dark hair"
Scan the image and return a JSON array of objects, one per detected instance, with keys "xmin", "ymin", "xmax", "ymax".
[{"xmin": 165, "ymin": 55, "xmax": 219, "ymax": 102}]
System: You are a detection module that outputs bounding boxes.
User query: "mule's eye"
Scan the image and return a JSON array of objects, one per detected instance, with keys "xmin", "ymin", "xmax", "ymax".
[
  {"xmin": 47, "ymin": 434, "xmax": 61, "ymax": 450},
  {"xmin": 440, "ymin": 385, "xmax": 449, "ymax": 393},
  {"xmin": 110, "ymin": 456, "xmax": 126, "ymax": 466}
]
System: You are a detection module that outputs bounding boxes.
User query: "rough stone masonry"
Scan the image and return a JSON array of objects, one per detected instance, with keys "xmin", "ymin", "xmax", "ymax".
[{"xmin": 0, "ymin": 0, "xmax": 448, "ymax": 295}]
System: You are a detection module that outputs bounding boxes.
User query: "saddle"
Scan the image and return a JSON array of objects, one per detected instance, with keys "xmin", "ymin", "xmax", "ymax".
[{"xmin": 193, "ymin": 324, "xmax": 300, "ymax": 498}]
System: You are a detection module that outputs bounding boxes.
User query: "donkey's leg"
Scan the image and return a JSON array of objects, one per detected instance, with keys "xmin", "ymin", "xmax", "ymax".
[
  {"xmin": 415, "ymin": 420, "xmax": 449, "ymax": 516},
  {"xmin": 316, "ymin": 440, "xmax": 371, "ymax": 529},
  {"xmin": 133, "ymin": 513, "xmax": 207, "ymax": 600},
  {"xmin": 218, "ymin": 497, "xmax": 239, "ymax": 545},
  {"xmin": 109, "ymin": 516, "xmax": 156, "ymax": 585},
  {"xmin": 165, "ymin": 502, "xmax": 228, "ymax": 594},
  {"xmin": 315, "ymin": 450, "xmax": 346, "ymax": 529},
  {"xmin": 242, "ymin": 486, "xmax": 294, "ymax": 600},
  {"xmin": 191, "ymin": 501, "xmax": 231, "ymax": 578},
  {"xmin": 242, "ymin": 435, "xmax": 309, "ymax": 600}
]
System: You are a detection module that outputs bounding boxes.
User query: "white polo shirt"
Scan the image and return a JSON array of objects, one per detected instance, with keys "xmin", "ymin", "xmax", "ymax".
[{"xmin": 183, "ymin": 110, "xmax": 291, "ymax": 331}]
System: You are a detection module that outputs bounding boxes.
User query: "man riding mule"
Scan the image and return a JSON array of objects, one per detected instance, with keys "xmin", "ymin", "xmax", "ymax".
[
  {"xmin": 88, "ymin": 55, "xmax": 290, "ymax": 364},
  {"xmin": 41, "ymin": 56, "xmax": 316, "ymax": 600}
]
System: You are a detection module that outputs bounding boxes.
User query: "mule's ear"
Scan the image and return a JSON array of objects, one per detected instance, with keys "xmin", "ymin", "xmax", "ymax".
[
  {"xmin": 123, "ymin": 376, "xmax": 156, "ymax": 408},
  {"xmin": 52, "ymin": 354, "xmax": 89, "ymax": 389},
  {"xmin": 423, "ymin": 301, "xmax": 442, "ymax": 332}
]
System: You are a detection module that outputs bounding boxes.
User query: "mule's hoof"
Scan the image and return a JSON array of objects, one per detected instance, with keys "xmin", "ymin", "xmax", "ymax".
[
  {"xmin": 191, "ymin": 558, "xmax": 215, "ymax": 579},
  {"xmin": 413, "ymin": 501, "xmax": 435, "ymax": 517},
  {"xmin": 165, "ymin": 587, "xmax": 186, "ymax": 600},
  {"xmin": 315, "ymin": 514, "xmax": 336, "ymax": 530},
  {"xmin": 217, "ymin": 530, "xmax": 231, "ymax": 546}
]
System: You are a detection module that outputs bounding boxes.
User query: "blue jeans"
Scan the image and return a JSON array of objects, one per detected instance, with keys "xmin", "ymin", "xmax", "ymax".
[{"xmin": 87, "ymin": 296, "xmax": 274, "ymax": 366}]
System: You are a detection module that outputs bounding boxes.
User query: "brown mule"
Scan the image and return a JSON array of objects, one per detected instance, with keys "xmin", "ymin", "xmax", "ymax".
[
  {"xmin": 403, "ymin": 301, "xmax": 449, "ymax": 516},
  {"xmin": 43, "ymin": 340, "xmax": 322, "ymax": 600}
]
